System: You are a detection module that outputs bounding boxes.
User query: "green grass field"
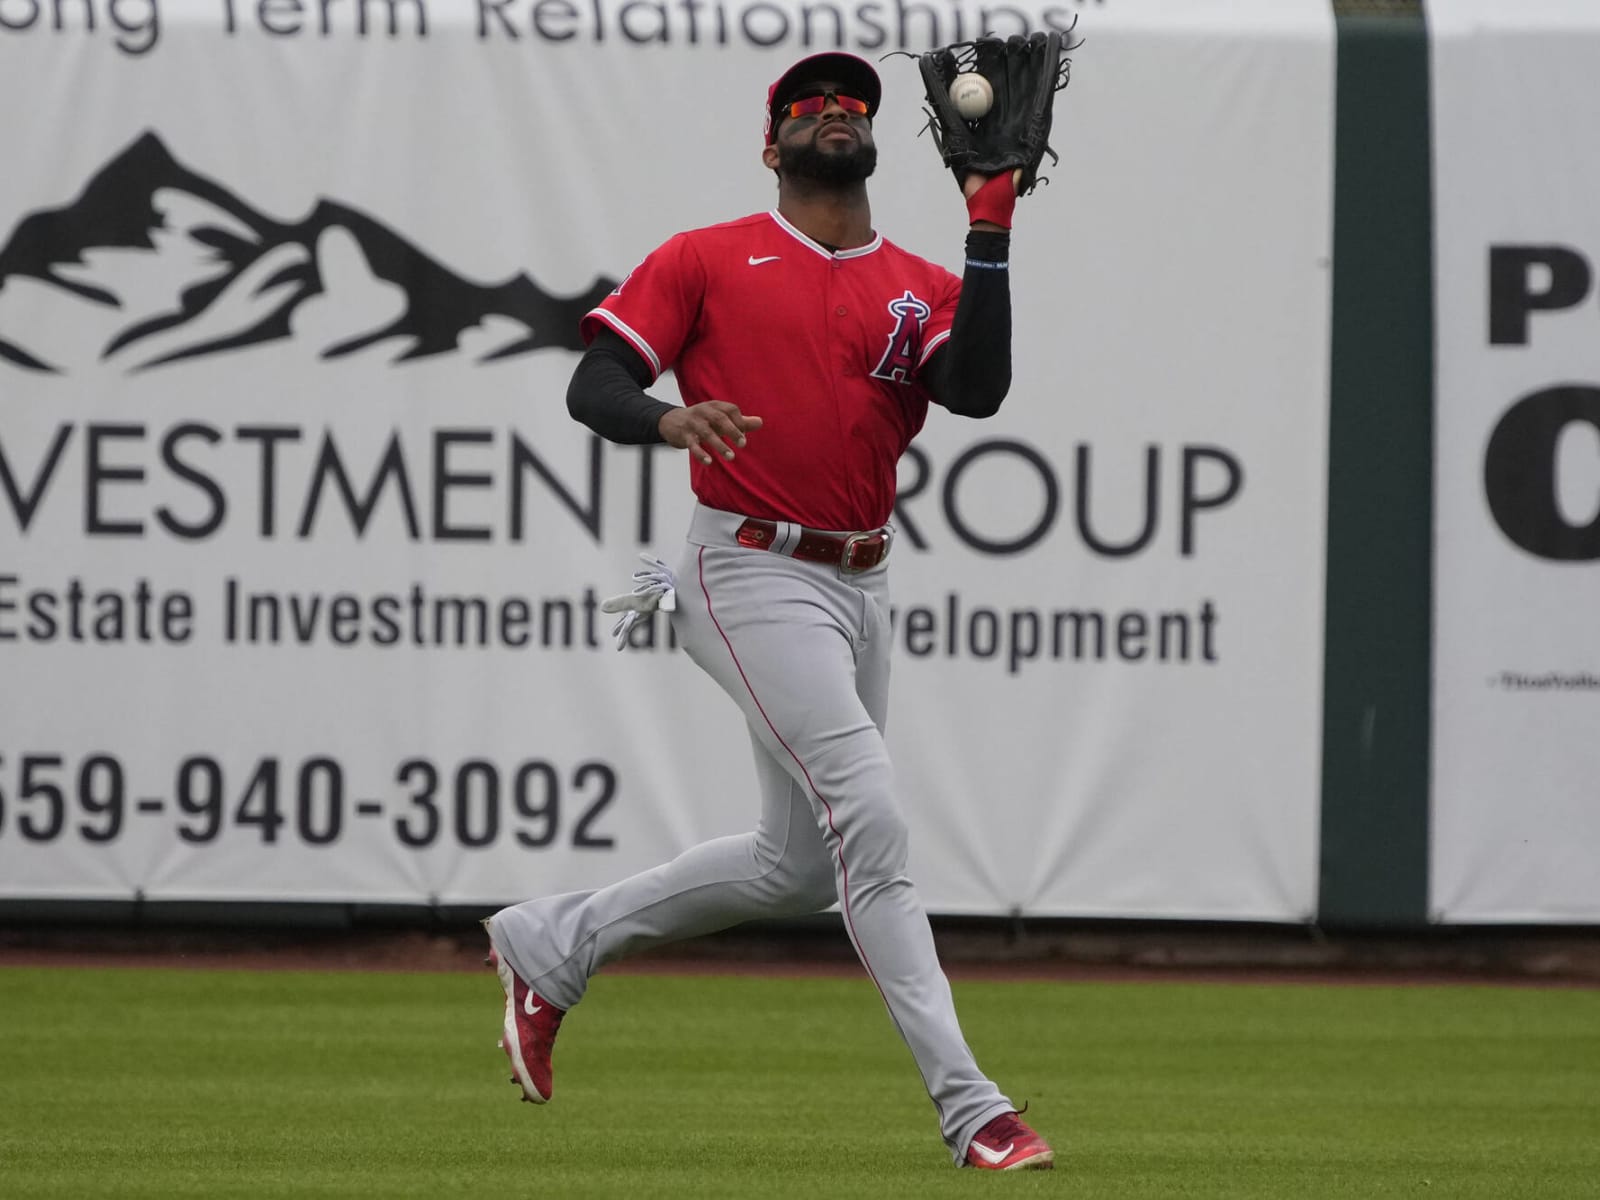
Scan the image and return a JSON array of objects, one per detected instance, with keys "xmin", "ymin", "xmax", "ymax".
[{"xmin": 1, "ymin": 966, "xmax": 1595, "ymax": 1198}]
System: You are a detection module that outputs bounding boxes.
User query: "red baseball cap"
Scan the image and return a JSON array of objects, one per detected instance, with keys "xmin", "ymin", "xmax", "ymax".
[{"xmin": 764, "ymin": 51, "xmax": 882, "ymax": 145}]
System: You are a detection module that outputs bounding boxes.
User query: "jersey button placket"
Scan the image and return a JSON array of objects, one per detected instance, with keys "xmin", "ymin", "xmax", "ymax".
[{"xmin": 825, "ymin": 259, "xmax": 850, "ymax": 446}]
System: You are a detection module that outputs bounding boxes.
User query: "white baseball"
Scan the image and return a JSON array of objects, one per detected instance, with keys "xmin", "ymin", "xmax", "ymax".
[{"xmin": 949, "ymin": 73, "xmax": 993, "ymax": 120}]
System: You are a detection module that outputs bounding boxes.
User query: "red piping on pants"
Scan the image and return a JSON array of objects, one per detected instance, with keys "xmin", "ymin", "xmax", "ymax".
[{"xmin": 695, "ymin": 546, "xmax": 894, "ymax": 1014}]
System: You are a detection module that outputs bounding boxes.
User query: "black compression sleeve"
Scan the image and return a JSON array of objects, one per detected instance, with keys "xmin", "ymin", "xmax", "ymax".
[
  {"xmin": 922, "ymin": 229, "xmax": 1012, "ymax": 418},
  {"xmin": 565, "ymin": 328, "xmax": 677, "ymax": 444}
]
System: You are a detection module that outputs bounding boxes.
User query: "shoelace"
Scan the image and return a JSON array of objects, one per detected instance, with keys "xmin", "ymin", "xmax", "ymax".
[{"xmin": 979, "ymin": 1113, "xmax": 1028, "ymax": 1144}]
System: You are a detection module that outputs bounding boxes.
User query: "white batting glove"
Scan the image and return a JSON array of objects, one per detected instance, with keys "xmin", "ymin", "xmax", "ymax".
[{"xmin": 599, "ymin": 553, "xmax": 678, "ymax": 650}]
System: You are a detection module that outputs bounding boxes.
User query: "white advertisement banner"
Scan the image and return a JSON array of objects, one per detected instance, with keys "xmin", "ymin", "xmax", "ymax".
[
  {"xmin": 1430, "ymin": 1, "xmax": 1600, "ymax": 922},
  {"xmin": 0, "ymin": 0, "xmax": 1333, "ymax": 919}
]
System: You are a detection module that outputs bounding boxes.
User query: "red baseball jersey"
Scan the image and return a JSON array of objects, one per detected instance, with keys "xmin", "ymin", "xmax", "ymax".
[{"xmin": 582, "ymin": 210, "xmax": 962, "ymax": 531}]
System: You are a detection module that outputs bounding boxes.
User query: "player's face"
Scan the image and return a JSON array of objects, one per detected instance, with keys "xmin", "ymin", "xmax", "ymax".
[{"xmin": 774, "ymin": 80, "xmax": 877, "ymax": 185}]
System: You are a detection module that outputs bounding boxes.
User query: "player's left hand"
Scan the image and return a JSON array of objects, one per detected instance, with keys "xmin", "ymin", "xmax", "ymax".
[
  {"xmin": 963, "ymin": 169, "xmax": 1023, "ymax": 230},
  {"xmin": 961, "ymin": 169, "xmax": 1023, "ymax": 200}
]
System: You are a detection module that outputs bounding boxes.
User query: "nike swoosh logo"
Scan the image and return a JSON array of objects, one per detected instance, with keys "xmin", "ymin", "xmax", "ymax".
[
  {"xmin": 523, "ymin": 992, "xmax": 542, "ymax": 1016},
  {"xmin": 748, "ymin": 255, "xmax": 781, "ymax": 266},
  {"xmin": 970, "ymin": 1141, "xmax": 1014, "ymax": 1166}
]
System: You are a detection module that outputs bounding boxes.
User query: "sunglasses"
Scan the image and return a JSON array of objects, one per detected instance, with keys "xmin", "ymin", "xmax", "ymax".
[{"xmin": 781, "ymin": 89, "xmax": 871, "ymax": 120}]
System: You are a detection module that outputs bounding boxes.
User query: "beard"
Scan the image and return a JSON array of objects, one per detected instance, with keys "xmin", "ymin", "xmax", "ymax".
[{"xmin": 777, "ymin": 129, "xmax": 878, "ymax": 186}]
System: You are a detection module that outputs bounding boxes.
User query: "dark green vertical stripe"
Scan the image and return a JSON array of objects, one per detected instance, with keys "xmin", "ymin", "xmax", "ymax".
[{"xmin": 1319, "ymin": 0, "xmax": 1434, "ymax": 927}]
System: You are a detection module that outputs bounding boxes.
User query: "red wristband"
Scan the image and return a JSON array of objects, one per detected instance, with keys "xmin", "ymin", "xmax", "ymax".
[{"xmin": 964, "ymin": 173, "xmax": 1017, "ymax": 230}]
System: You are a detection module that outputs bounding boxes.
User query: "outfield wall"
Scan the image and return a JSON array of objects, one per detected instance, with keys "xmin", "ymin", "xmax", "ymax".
[{"xmin": 0, "ymin": 1, "xmax": 1593, "ymax": 928}]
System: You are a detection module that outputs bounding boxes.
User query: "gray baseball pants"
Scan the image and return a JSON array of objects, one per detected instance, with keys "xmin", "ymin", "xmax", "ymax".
[{"xmin": 487, "ymin": 503, "xmax": 1012, "ymax": 1161}]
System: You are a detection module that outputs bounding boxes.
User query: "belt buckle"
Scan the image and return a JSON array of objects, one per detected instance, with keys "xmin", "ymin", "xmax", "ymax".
[{"xmin": 839, "ymin": 530, "xmax": 887, "ymax": 574}]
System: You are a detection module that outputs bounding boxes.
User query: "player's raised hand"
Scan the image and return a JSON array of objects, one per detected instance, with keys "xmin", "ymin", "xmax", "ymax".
[
  {"xmin": 659, "ymin": 402, "xmax": 764, "ymax": 465},
  {"xmin": 962, "ymin": 169, "xmax": 1024, "ymax": 230},
  {"xmin": 961, "ymin": 168, "xmax": 1024, "ymax": 199}
]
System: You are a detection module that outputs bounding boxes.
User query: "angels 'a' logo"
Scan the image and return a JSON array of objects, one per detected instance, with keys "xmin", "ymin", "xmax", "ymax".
[{"xmin": 869, "ymin": 290, "xmax": 932, "ymax": 383}]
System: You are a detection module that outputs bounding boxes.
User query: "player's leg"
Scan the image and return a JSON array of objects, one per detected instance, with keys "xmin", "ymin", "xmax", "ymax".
[
  {"xmin": 486, "ymin": 737, "xmax": 835, "ymax": 1012},
  {"xmin": 483, "ymin": 727, "xmax": 836, "ymax": 1105},
  {"xmin": 846, "ymin": 565, "xmax": 1030, "ymax": 1164},
  {"xmin": 680, "ymin": 531, "xmax": 1014, "ymax": 1161}
]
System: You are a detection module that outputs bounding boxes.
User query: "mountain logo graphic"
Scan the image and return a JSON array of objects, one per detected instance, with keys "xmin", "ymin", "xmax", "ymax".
[{"xmin": 0, "ymin": 132, "xmax": 616, "ymax": 374}]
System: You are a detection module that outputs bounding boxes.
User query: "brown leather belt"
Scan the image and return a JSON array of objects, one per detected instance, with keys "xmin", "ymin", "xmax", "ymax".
[{"xmin": 735, "ymin": 518, "xmax": 892, "ymax": 573}]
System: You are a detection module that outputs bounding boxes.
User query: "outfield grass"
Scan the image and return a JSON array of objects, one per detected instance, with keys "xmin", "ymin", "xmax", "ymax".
[{"xmin": 0, "ymin": 966, "xmax": 1595, "ymax": 1198}]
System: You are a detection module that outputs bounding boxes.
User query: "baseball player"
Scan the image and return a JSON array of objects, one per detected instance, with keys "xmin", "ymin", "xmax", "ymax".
[{"xmin": 484, "ymin": 50, "xmax": 1052, "ymax": 1171}]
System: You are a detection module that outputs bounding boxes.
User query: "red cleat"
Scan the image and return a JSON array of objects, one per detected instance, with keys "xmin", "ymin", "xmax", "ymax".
[
  {"xmin": 488, "ymin": 946, "xmax": 565, "ymax": 1103},
  {"xmin": 965, "ymin": 1111, "xmax": 1054, "ymax": 1171}
]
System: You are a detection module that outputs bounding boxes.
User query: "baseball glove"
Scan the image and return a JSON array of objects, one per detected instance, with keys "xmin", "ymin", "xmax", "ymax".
[{"xmin": 916, "ymin": 30, "xmax": 1077, "ymax": 195}]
